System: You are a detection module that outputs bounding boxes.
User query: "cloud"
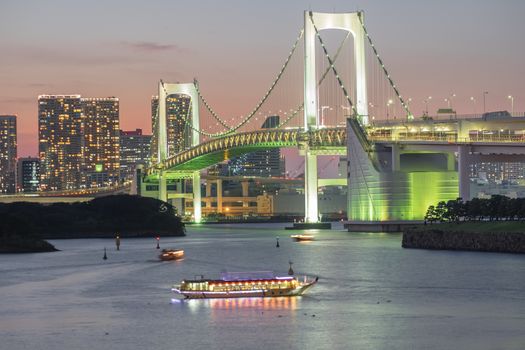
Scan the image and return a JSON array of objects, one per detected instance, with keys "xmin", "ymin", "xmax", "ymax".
[{"xmin": 120, "ymin": 41, "xmax": 188, "ymax": 53}]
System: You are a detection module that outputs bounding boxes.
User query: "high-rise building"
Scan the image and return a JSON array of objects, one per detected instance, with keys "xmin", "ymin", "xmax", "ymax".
[
  {"xmin": 470, "ymin": 162, "xmax": 525, "ymax": 184},
  {"xmin": 150, "ymin": 94, "xmax": 191, "ymax": 163},
  {"xmin": 227, "ymin": 115, "xmax": 285, "ymax": 177},
  {"xmin": 38, "ymin": 95, "xmax": 83, "ymax": 191},
  {"xmin": 17, "ymin": 157, "xmax": 40, "ymax": 192},
  {"xmin": 0, "ymin": 115, "xmax": 17, "ymax": 193},
  {"xmin": 81, "ymin": 97, "xmax": 120, "ymax": 187},
  {"xmin": 120, "ymin": 129, "xmax": 151, "ymax": 180}
]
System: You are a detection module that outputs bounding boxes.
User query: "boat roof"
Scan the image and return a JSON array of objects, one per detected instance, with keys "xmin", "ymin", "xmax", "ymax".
[
  {"xmin": 220, "ymin": 271, "xmax": 276, "ymax": 281},
  {"xmin": 182, "ymin": 271, "xmax": 294, "ymax": 283}
]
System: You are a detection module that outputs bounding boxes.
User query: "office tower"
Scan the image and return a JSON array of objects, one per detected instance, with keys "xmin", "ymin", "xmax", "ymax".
[
  {"xmin": 38, "ymin": 95, "xmax": 83, "ymax": 191},
  {"xmin": 228, "ymin": 115, "xmax": 285, "ymax": 177},
  {"xmin": 17, "ymin": 157, "xmax": 40, "ymax": 192},
  {"xmin": 120, "ymin": 129, "xmax": 151, "ymax": 180},
  {"xmin": 150, "ymin": 94, "xmax": 191, "ymax": 163},
  {"xmin": 0, "ymin": 115, "xmax": 17, "ymax": 193},
  {"xmin": 81, "ymin": 97, "xmax": 120, "ymax": 187},
  {"xmin": 470, "ymin": 162, "xmax": 525, "ymax": 184}
]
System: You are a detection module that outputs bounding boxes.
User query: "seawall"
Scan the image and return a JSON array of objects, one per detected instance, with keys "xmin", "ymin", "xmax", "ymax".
[{"xmin": 402, "ymin": 229, "xmax": 525, "ymax": 254}]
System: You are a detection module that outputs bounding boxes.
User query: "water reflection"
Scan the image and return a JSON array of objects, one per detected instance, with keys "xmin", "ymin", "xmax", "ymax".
[
  {"xmin": 208, "ymin": 296, "xmax": 298, "ymax": 310},
  {"xmin": 175, "ymin": 296, "xmax": 299, "ymax": 314}
]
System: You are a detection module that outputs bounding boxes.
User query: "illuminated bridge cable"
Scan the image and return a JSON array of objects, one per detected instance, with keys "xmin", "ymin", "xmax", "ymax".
[
  {"xmin": 357, "ymin": 12, "xmax": 412, "ymax": 118},
  {"xmin": 278, "ymin": 30, "xmax": 351, "ymax": 129},
  {"xmin": 194, "ymin": 29, "xmax": 305, "ymax": 135},
  {"xmin": 309, "ymin": 13, "xmax": 359, "ymax": 119}
]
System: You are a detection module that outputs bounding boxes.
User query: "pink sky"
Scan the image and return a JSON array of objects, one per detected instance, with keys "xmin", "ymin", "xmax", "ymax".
[{"xmin": 1, "ymin": 0, "xmax": 524, "ymax": 158}]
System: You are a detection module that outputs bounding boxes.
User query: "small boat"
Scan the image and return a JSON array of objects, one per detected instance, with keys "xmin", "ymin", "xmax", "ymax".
[
  {"xmin": 290, "ymin": 234, "xmax": 314, "ymax": 242},
  {"xmin": 159, "ymin": 249, "xmax": 185, "ymax": 261},
  {"xmin": 172, "ymin": 271, "xmax": 318, "ymax": 299}
]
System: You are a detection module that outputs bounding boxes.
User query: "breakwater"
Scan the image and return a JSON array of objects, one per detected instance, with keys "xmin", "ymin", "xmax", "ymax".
[{"xmin": 402, "ymin": 229, "xmax": 525, "ymax": 254}]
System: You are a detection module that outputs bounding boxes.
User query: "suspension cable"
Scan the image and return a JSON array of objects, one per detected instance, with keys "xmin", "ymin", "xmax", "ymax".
[
  {"xmin": 278, "ymin": 29, "xmax": 352, "ymax": 129},
  {"xmin": 357, "ymin": 12, "xmax": 412, "ymax": 118},
  {"xmin": 195, "ymin": 28, "xmax": 305, "ymax": 134}
]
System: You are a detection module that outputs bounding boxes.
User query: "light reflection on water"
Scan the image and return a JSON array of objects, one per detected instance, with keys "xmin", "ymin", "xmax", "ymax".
[
  {"xmin": 207, "ymin": 296, "xmax": 298, "ymax": 311},
  {"xmin": 0, "ymin": 223, "xmax": 524, "ymax": 350}
]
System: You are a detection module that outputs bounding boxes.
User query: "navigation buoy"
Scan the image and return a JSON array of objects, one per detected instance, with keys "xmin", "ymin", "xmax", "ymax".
[
  {"xmin": 115, "ymin": 234, "xmax": 120, "ymax": 251},
  {"xmin": 103, "ymin": 247, "xmax": 107, "ymax": 260},
  {"xmin": 276, "ymin": 237, "xmax": 280, "ymax": 248},
  {"xmin": 156, "ymin": 236, "xmax": 160, "ymax": 249},
  {"xmin": 288, "ymin": 261, "xmax": 294, "ymax": 275}
]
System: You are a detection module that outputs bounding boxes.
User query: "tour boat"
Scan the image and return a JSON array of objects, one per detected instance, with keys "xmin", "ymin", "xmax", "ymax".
[
  {"xmin": 172, "ymin": 271, "xmax": 318, "ymax": 299},
  {"xmin": 290, "ymin": 234, "xmax": 315, "ymax": 242},
  {"xmin": 159, "ymin": 249, "xmax": 185, "ymax": 261}
]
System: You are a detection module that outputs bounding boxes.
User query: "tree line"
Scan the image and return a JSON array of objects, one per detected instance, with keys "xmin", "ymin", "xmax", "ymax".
[
  {"xmin": 424, "ymin": 195, "xmax": 525, "ymax": 224},
  {"xmin": 0, "ymin": 195, "xmax": 185, "ymax": 239}
]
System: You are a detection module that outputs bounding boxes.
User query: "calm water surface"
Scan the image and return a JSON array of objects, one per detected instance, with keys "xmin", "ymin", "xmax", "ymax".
[{"xmin": 1, "ymin": 223, "xmax": 524, "ymax": 350}]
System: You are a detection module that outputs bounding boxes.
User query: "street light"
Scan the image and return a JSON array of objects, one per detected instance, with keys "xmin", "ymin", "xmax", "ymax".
[
  {"xmin": 470, "ymin": 96, "xmax": 476, "ymax": 114},
  {"xmin": 406, "ymin": 98, "xmax": 414, "ymax": 120},
  {"xmin": 424, "ymin": 96, "xmax": 432, "ymax": 116},
  {"xmin": 320, "ymin": 106, "xmax": 331, "ymax": 127},
  {"xmin": 449, "ymin": 93, "xmax": 456, "ymax": 109},
  {"xmin": 483, "ymin": 91, "xmax": 488, "ymax": 114},
  {"xmin": 508, "ymin": 95, "xmax": 514, "ymax": 115},
  {"xmin": 387, "ymin": 99, "xmax": 393, "ymax": 121}
]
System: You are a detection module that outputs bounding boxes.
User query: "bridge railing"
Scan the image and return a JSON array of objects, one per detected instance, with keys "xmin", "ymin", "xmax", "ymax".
[
  {"xmin": 369, "ymin": 134, "xmax": 525, "ymax": 143},
  {"xmin": 371, "ymin": 112, "xmax": 525, "ymax": 126}
]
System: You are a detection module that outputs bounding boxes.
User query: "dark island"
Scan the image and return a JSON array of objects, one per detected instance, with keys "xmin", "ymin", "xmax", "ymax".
[
  {"xmin": 403, "ymin": 196, "xmax": 525, "ymax": 254},
  {"xmin": 0, "ymin": 195, "xmax": 185, "ymax": 253}
]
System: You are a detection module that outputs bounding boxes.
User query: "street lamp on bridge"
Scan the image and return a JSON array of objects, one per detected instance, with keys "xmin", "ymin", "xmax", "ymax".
[
  {"xmin": 508, "ymin": 95, "xmax": 514, "ymax": 115},
  {"xmin": 424, "ymin": 96, "xmax": 432, "ymax": 116},
  {"xmin": 470, "ymin": 96, "xmax": 476, "ymax": 114},
  {"xmin": 320, "ymin": 106, "xmax": 332, "ymax": 127},
  {"xmin": 386, "ymin": 99, "xmax": 393, "ymax": 121}
]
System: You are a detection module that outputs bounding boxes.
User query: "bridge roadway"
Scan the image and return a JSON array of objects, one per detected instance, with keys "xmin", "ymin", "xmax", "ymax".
[
  {"xmin": 146, "ymin": 121, "xmax": 525, "ymax": 178},
  {"xmin": 146, "ymin": 127, "xmax": 346, "ymax": 177}
]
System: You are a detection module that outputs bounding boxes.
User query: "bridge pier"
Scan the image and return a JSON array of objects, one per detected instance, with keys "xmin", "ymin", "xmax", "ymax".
[
  {"xmin": 241, "ymin": 181, "xmax": 249, "ymax": 208},
  {"xmin": 458, "ymin": 145, "xmax": 472, "ymax": 201},
  {"xmin": 216, "ymin": 179, "xmax": 223, "ymax": 213},
  {"xmin": 193, "ymin": 171, "xmax": 202, "ymax": 223},
  {"xmin": 304, "ymin": 148, "xmax": 319, "ymax": 223},
  {"xmin": 159, "ymin": 171, "xmax": 167, "ymax": 203}
]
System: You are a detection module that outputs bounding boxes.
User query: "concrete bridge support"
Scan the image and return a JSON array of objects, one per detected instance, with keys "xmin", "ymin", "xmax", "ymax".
[
  {"xmin": 205, "ymin": 181, "xmax": 212, "ymax": 208},
  {"xmin": 457, "ymin": 145, "xmax": 472, "ymax": 201},
  {"xmin": 159, "ymin": 171, "xmax": 167, "ymax": 203},
  {"xmin": 216, "ymin": 179, "xmax": 223, "ymax": 214},
  {"xmin": 193, "ymin": 171, "xmax": 202, "ymax": 223},
  {"xmin": 241, "ymin": 181, "xmax": 249, "ymax": 208}
]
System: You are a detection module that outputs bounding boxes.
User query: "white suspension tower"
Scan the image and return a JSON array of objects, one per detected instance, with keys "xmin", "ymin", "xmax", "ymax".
[
  {"xmin": 157, "ymin": 81, "xmax": 202, "ymax": 223},
  {"xmin": 303, "ymin": 11, "xmax": 368, "ymax": 223}
]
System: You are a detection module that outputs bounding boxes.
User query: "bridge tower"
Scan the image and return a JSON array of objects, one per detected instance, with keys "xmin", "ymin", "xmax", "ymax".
[
  {"xmin": 157, "ymin": 81, "xmax": 202, "ymax": 223},
  {"xmin": 303, "ymin": 11, "xmax": 368, "ymax": 223}
]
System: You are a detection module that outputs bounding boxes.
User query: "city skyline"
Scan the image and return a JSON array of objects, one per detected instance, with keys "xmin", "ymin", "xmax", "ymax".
[{"xmin": 1, "ymin": 0, "xmax": 525, "ymax": 157}]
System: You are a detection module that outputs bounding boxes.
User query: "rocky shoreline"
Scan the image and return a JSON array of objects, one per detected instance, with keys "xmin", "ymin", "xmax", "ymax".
[{"xmin": 402, "ymin": 229, "xmax": 525, "ymax": 254}]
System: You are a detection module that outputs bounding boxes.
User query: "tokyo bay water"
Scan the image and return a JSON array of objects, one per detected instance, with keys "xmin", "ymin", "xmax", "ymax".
[{"xmin": 1, "ymin": 223, "xmax": 524, "ymax": 350}]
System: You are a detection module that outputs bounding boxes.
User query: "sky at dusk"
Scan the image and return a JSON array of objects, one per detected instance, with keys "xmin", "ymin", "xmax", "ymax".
[{"xmin": 1, "ymin": 0, "xmax": 524, "ymax": 159}]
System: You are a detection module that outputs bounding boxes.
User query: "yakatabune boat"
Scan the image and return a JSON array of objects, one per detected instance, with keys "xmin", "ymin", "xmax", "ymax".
[
  {"xmin": 159, "ymin": 249, "xmax": 185, "ymax": 261},
  {"xmin": 290, "ymin": 234, "xmax": 315, "ymax": 242},
  {"xmin": 172, "ymin": 271, "xmax": 318, "ymax": 299}
]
